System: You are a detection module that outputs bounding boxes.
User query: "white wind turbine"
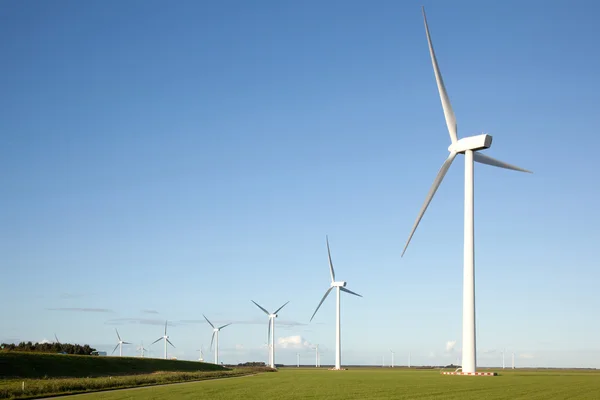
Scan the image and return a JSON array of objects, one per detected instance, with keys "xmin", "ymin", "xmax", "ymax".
[
  {"xmin": 310, "ymin": 236, "xmax": 362, "ymax": 370},
  {"xmin": 390, "ymin": 349, "xmax": 395, "ymax": 368},
  {"xmin": 203, "ymin": 315, "xmax": 231, "ymax": 365},
  {"xmin": 313, "ymin": 344, "xmax": 320, "ymax": 367},
  {"xmin": 196, "ymin": 346, "xmax": 204, "ymax": 362},
  {"xmin": 150, "ymin": 321, "xmax": 175, "ymax": 359},
  {"xmin": 251, "ymin": 300, "xmax": 289, "ymax": 369},
  {"xmin": 111, "ymin": 329, "xmax": 131, "ymax": 356},
  {"xmin": 401, "ymin": 7, "xmax": 532, "ymax": 374},
  {"xmin": 137, "ymin": 342, "xmax": 147, "ymax": 358}
]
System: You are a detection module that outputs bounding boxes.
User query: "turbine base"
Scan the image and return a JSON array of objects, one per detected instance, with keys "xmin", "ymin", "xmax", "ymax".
[{"xmin": 441, "ymin": 371, "xmax": 497, "ymax": 376}]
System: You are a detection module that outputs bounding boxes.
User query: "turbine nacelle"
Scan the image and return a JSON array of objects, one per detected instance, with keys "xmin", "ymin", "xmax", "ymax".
[
  {"xmin": 448, "ymin": 134, "xmax": 492, "ymax": 153},
  {"xmin": 331, "ymin": 281, "xmax": 347, "ymax": 287}
]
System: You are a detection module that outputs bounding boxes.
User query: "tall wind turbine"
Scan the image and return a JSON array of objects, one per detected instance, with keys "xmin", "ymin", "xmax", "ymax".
[
  {"xmin": 310, "ymin": 236, "xmax": 362, "ymax": 370},
  {"xmin": 251, "ymin": 300, "xmax": 289, "ymax": 369},
  {"xmin": 111, "ymin": 329, "xmax": 131, "ymax": 356},
  {"xmin": 390, "ymin": 350, "xmax": 395, "ymax": 368},
  {"xmin": 203, "ymin": 315, "xmax": 231, "ymax": 365},
  {"xmin": 401, "ymin": 7, "xmax": 532, "ymax": 374},
  {"xmin": 150, "ymin": 320, "xmax": 175, "ymax": 359}
]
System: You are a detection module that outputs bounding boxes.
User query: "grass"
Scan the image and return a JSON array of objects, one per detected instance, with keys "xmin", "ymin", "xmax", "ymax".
[
  {"xmin": 0, "ymin": 368, "xmax": 270, "ymax": 399},
  {"xmin": 0, "ymin": 352, "xmax": 225, "ymax": 379},
  {"xmin": 53, "ymin": 368, "xmax": 600, "ymax": 400}
]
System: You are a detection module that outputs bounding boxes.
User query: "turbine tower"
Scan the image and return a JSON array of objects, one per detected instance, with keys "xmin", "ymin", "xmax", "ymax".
[
  {"xmin": 251, "ymin": 300, "xmax": 289, "ymax": 369},
  {"xmin": 111, "ymin": 329, "xmax": 131, "ymax": 356},
  {"xmin": 401, "ymin": 7, "xmax": 531, "ymax": 374},
  {"xmin": 203, "ymin": 315, "xmax": 231, "ymax": 365},
  {"xmin": 310, "ymin": 236, "xmax": 362, "ymax": 370},
  {"xmin": 390, "ymin": 350, "xmax": 395, "ymax": 368},
  {"xmin": 150, "ymin": 321, "xmax": 175, "ymax": 359}
]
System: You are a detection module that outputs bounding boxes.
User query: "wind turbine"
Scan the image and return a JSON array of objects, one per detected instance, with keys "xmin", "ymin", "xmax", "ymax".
[
  {"xmin": 401, "ymin": 7, "xmax": 532, "ymax": 374},
  {"xmin": 203, "ymin": 315, "xmax": 231, "ymax": 365},
  {"xmin": 390, "ymin": 350, "xmax": 395, "ymax": 368},
  {"xmin": 137, "ymin": 342, "xmax": 147, "ymax": 358},
  {"xmin": 111, "ymin": 329, "xmax": 131, "ymax": 356},
  {"xmin": 150, "ymin": 320, "xmax": 175, "ymax": 359},
  {"xmin": 251, "ymin": 300, "xmax": 289, "ymax": 369},
  {"xmin": 196, "ymin": 346, "xmax": 204, "ymax": 362},
  {"xmin": 313, "ymin": 344, "xmax": 320, "ymax": 367},
  {"xmin": 310, "ymin": 236, "xmax": 362, "ymax": 370},
  {"xmin": 53, "ymin": 334, "xmax": 63, "ymax": 353}
]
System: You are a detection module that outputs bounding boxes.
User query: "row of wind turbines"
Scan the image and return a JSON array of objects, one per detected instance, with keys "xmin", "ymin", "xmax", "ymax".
[{"xmin": 113, "ymin": 7, "xmax": 529, "ymax": 373}]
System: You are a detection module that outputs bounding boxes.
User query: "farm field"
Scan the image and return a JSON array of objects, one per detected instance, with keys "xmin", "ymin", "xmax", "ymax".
[{"xmin": 55, "ymin": 368, "xmax": 600, "ymax": 400}]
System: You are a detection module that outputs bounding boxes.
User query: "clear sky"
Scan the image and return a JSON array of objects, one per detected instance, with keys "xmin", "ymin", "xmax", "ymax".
[{"xmin": 1, "ymin": 0, "xmax": 599, "ymax": 368}]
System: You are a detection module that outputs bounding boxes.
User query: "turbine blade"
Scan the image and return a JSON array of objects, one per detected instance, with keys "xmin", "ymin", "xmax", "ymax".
[
  {"xmin": 218, "ymin": 323, "xmax": 232, "ymax": 330},
  {"xmin": 326, "ymin": 236, "xmax": 336, "ymax": 282},
  {"xmin": 122, "ymin": 342, "xmax": 131, "ymax": 345},
  {"xmin": 310, "ymin": 287, "xmax": 334, "ymax": 322},
  {"xmin": 54, "ymin": 334, "xmax": 60, "ymax": 344},
  {"xmin": 115, "ymin": 328, "xmax": 121, "ymax": 341},
  {"xmin": 422, "ymin": 7, "xmax": 458, "ymax": 144},
  {"xmin": 203, "ymin": 314, "xmax": 215, "ymax": 329},
  {"xmin": 150, "ymin": 337, "xmax": 162, "ymax": 346},
  {"xmin": 340, "ymin": 287, "xmax": 362, "ymax": 297},
  {"xmin": 164, "ymin": 320, "xmax": 168, "ymax": 336},
  {"xmin": 167, "ymin": 339, "xmax": 175, "ymax": 348},
  {"xmin": 474, "ymin": 152, "xmax": 532, "ymax": 173},
  {"xmin": 111, "ymin": 344, "xmax": 119, "ymax": 355},
  {"xmin": 251, "ymin": 300, "xmax": 270, "ymax": 316},
  {"xmin": 402, "ymin": 152, "xmax": 457, "ymax": 257},
  {"xmin": 274, "ymin": 301, "xmax": 290, "ymax": 315},
  {"xmin": 210, "ymin": 331, "xmax": 215, "ymax": 351}
]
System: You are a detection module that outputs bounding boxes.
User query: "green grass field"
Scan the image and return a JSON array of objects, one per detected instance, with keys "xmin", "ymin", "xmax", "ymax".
[
  {"xmin": 0, "ymin": 352, "xmax": 225, "ymax": 379},
  {"xmin": 58, "ymin": 368, "xmax": 600, "ymax": 400}
]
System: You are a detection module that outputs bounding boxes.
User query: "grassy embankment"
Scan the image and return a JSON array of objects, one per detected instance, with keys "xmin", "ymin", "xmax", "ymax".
[{"xmin": 0, "ymin": 352, "xmax": 270, "ymax": 399}]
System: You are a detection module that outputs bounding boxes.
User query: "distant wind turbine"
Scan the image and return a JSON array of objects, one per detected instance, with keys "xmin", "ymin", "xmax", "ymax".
[
  {"xmin": 53, "ymin": 334, "xmax": 65, "ymax": 354},
  {"xmin": 111, "ymin": 329, "xmax": 131, "ymax": 356},
  {"xmin": 137, "ymin": 342, "xmax": 147, "ymax": 358},
  {"xmin": 251, "ymin": 300, "xmax": 289, "ymax": 368},
  {"xmin": 310, "ymin": 236, "xmax": 362, "ymax": 370},
  {"xmin": 390, "ymin": 350, "xmax": 395, "ymax": 368},
  {"xmin": 203, "ymin": 315, "xmax": 231, "ymax": 365},
  {"xmin": 401, "ymin": 7, "xmax": 532, "ymax": 375},
  {"xmin": 150, "ymin": 321, "xmax": 175, "ymax": 359},
  {"xmin": 313, "ymin": 344, "xmax": 320, "ymax": 368},
  {"xmin": 196, "ymin": 346, "xmax": 204, "ymax": 362}
]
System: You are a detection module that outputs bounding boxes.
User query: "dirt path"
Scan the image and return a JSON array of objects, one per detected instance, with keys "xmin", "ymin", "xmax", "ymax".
[{"xmin": 33, "ymin": 373, "xmax": 258, "ymax": 399}]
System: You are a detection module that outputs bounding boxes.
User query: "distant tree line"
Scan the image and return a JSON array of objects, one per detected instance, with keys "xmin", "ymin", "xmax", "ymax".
[
  {"xmin": 236, "ymin": 361, "xmax": 266, "ymax": 367},
  {"xmin": 0, "ymin": 341, "xmax": 96, "ymax": 355}
]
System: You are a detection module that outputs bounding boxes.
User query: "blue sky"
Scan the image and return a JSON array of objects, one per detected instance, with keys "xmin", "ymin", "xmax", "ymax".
[{"xmin": 1, "ymin": 0, "xmax": 600, "ymax": 368}]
